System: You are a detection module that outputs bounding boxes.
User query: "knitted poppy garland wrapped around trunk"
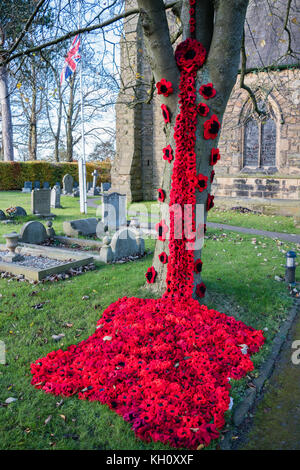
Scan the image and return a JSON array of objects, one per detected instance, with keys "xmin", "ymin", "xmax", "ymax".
[{"xmin": 31, "ymin": 3, "xmax": 265, "ymax": 450}]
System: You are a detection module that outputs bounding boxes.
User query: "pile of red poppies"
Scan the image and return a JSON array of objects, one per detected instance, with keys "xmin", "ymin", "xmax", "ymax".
[{"xmin": 31, "ymin": 296, "xmax": 264, "ymax": 448}]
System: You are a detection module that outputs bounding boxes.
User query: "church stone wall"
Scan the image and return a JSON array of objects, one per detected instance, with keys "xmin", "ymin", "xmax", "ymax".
[{"xmin": 112, "ymin": 1, "xmax": 300, "ymax": 215}]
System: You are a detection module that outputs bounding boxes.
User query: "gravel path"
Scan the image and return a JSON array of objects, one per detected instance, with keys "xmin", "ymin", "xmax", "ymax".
[
  {"xmin": 0, "ymin": 250, "xmax": 73, "ymax": 269},
  {"xmin": 206, "ymin": 222, "xmax": 300, "ymax": 244}
]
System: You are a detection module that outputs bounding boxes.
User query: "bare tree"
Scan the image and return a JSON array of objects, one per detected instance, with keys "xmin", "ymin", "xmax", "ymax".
[{"xmin": 0, "ymin": 27, "xmax": 14, "ymax": 161}]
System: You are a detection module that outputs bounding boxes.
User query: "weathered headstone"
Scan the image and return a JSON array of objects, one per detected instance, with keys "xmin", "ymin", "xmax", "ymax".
[
  {"xmin": 110, "ymin": 227, "xmax": 140, "ymax": 260},
  {"xmin": 55, "ymin": 182, "xmax": 61, "ymax": 189},
  {"xmin": 31, "ymin": 189, "xmax": 52, "ymax": 217},
  {"xmin": 22, "ymin": 181, "xmax": 32, "ymax": 193},
  {"xmin": 50, "ymin": 185, "xmax": 61, "ymax": 208},
  {"xmin": 101, "ymin": 182, "xmax": 111, "ymax": 192},
  {"xmin": 63, "ymin": 218, "xmax": 100, "ymax": 237},
  {"xmin": 20, "ymin": 221, "xmax": 48, "ymax": 244},
  {"xmin": 15, "ymin": 207, "xmax": 27, "ymax": 217},
  {"xmin": 34, "ymin": 181, "xmax": 40, "ymax": 189},
  {"xmin": 62, "ymin": 174, "xmax": 73, "ymax": 194},
  {"xmin": 102, "ymin": 192, "xmax": 127, "ymax": 230},
  {"xmin": 43, "ymin": 182, "xmax": 50, "ymax": 189},
  {"xmin": 0, "ymin": 210, "xmax": 6, "ymax": 220}
]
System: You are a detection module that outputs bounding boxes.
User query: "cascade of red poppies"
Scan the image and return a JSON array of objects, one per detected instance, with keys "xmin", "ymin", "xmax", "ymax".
[
  {"xmin": 164, "ymin": 39, "xmax": 205, "ymax": 299},
  {"xmin": 30, "ymin": 4, "xmax": 265, "ymax": 450}
]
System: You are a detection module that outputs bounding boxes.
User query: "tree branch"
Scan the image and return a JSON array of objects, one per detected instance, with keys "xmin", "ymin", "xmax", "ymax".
[
  {"xmin": 137, "ymin": 0, "xmax": 180, "ymax": 113},
  {"xmin": 1, "ymin": 1, "xmax": 180, "ymax": 67},
  {"xmin": 8, "ymin": 0, "xmax": 48, "ymax": 56},
  {"xmin": 240, "ymin": 29, "xmax": 265, "ymax": 116},
  {"xmin": 207, "ymin": 0, "xmax": 249, "ymax": 107}
]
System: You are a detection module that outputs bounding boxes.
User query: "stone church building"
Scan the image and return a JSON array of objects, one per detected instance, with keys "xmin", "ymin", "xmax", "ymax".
[{"xmin": 111, "ymin": 0, "xmax": 300, "ymax": 216}]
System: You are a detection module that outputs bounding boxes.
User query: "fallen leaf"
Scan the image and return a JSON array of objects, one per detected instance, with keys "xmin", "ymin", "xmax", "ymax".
[{"xmin": 44, "ymin": 415, "xmax": 52, "ymax": 425}]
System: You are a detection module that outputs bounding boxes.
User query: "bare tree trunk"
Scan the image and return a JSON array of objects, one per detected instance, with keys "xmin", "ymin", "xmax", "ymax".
[
  {"xmin": 66, "ymin": 74, "xmax": 75, "ymax": 162},
  {"xmin": 0, "ymin": 51, "xmax": 14, "ymax": 161},
  {"xmin": 137, "ymin": 0, "xmax": 249, "ymax": 297}
]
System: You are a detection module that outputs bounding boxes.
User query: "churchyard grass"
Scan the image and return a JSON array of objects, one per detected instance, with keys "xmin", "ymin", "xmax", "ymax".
[
  {"xmin": 0, "ymin": 225, "xmax": 298, "ymax": 450},
  {"xmin": 208, "ymin": 208, "xmax": 300, "ymax": 234},
  {"xmin": 127, "ymin": 200, "xmax": 300, "ymax": 234}
]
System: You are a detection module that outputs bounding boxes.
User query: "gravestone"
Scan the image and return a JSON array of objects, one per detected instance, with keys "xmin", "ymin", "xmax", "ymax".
[
  {"xmin": 50, "ymin": 185, "xmax": 61, "ymax": 208},
  {"xmin": 43, "ymin": 182, "xmax": 50, "ymax": 189},
  {"xmin": 101, "ymin": 182, "xmax": 111, "ymax": 192},
  {"xmin": 88, "ymin": 169, "xmax": 100, "ymax": 196},
  {"xmin": 62, "ymin": 174, "xmax": 73, "ymax": 194},
  {"xmin": 63, "ymin": 218, "xmax": 100, "ymax": 237},
  {"xmin": 110, "ymin": 227, "xmax": 140, "ymax": 260},
  {"xmin": 20, "ymin": 221, "xmax": 48, "ymax": 244},
  {"xmin": 15, "ymin": 207, "xmax": 27, "ymax": 216},
  {"xmin": 55, "ymin": 182, "xmax": 61, "ymax": 189},
  {"xmin": 22, "ymin": 181, "xmax": 32, "ymax": 193},
  {"xmin": 102, "ymin": 192, "xmax": 127, "ymax": 230},
  {"xmin": 31, "ymin": 189, "xmax": 52, "ymax": 217},
  {"xmin": 34, "ymin": 181, "xmax": 40, "ymax": 189},
  {"xmin": 0, "ymin": 210, "xmax": 6, "ymax": 220}
]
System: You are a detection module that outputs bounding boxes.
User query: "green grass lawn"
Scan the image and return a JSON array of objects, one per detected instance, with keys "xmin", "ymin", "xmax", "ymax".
[
  {"xmin": 208, "ymin": 208, "xmax": 300, "ymax": 235},
  {"xmin": 0, "ymin": 220, "xmax": 299, "ymax": 449}
]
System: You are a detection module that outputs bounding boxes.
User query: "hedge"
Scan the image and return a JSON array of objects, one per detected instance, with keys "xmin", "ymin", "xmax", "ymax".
[{"xmin": 0, "ymin": 161, "xmax": 111, "ymax": 191}]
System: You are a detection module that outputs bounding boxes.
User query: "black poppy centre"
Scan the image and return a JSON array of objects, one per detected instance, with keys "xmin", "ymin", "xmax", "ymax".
[
  {"xmin": 210, "ymin": 121, "xmax": 220, "ymax": 134},
  {"xmin": 184, "ymin": 49, "xmax": 196, "ymax": 60}
]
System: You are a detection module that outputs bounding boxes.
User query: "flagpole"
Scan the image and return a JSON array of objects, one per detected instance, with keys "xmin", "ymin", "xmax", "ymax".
[{"xmin": 78, "ymin": 0, "xmax": 87, "ymax": 215}]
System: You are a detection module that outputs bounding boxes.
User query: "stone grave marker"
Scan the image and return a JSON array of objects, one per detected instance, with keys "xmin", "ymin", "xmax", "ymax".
[
  {"xmin": 102, "ymin": 192, "xmax": 127, "ymax": 230},
  {"xmin": 31, "ymin": 188, "xmax": 52, "ymax": 217},
  {"xmin": 110, "ymin": 227, "xmax": 139, "ymax": 260},
  {"xmin": 22, "ymin": 181, "xmax": 32, "ymax": 193},
  {"xmin": 51, "ymin": 185, "xmax": 61, "ymax": 208},
  {"xmin": 15, "ymin": 207, "xmax": 27, "ymax": 216},
  {"xmin": 63, "ymin": 217, "xmax": 100, "ymax": 237},
  {"xmin": 62, "ymin": 174, "xmax": 73, "ymax": 194},
  {"xmin": 34, "ymin": 181, "xmax": 40, "ymax": 189},
  {"xmin": 88, "ymin": 169, "xmax": 100, "ymax": 196},
  {"xmin": 20, "ymin": 221, "xmax": 48, "ymax": 244},
  {"xmin": 101, "ymin": 182, "xmax": 111, "ymax": 192},
  {"xmin": 43, "ymin": 182, "xmax": 50, "ymax": 189}
]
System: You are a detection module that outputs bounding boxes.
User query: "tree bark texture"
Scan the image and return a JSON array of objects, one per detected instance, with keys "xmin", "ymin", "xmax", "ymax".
[
  {"xmin": 0, "ymin": 51, "xmax": 14, "ymax": 161},
  {"xmin": 137, "ymin": 0, "xmax": 249, "ymax": 297}
]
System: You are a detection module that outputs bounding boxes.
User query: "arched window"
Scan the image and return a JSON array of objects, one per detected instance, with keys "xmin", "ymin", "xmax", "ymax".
[
  {"xmin": 244, "ymin": 117, "xmax": 259, "ymax": 167},
  {"xmin": 242, "ymin": 100, "xmax": 277, "ymax": 170}
]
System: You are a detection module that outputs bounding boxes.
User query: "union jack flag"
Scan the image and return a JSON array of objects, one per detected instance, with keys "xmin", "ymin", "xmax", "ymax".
[{"xmin": 60, "ymin": 35, "xmax": 81, "ymax": 84}]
